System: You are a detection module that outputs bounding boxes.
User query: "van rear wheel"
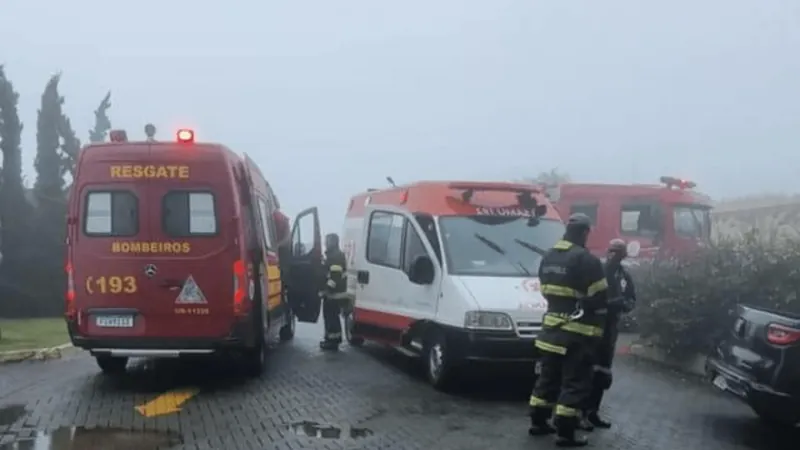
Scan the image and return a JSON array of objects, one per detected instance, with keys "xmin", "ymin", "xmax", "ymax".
[{"xmin": 95, "ymin": 355, "xmax": 128, "ymax": 375}]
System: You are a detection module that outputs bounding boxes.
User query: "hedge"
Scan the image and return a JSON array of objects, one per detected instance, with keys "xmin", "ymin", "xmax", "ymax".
[{"xmin": 631, "ymin": 231, "xmax": 800, "ymax": 359}]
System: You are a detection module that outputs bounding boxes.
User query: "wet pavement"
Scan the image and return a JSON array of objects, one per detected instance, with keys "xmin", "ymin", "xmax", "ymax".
[{"xmin": 0, "ymin": 323, "xmax": 797, "ymax": 449}]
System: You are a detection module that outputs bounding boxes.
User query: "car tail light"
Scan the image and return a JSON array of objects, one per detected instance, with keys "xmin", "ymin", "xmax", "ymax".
[
  {"xmin": 233, "ymin": 260, "xmax": 246, "ymax": 315},
  {"xmin": 766, "ymin": 323, "xmax": 800, "ymax": 345},
  {"xmin": 65, "ymin": 262, "xmax": 76, "ymax": 319}
]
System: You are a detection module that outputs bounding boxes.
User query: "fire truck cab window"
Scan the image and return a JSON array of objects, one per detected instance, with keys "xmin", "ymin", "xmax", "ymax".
[{"xmin": 620, "ymin": 203, "xmax": 660, "ymax": 237}]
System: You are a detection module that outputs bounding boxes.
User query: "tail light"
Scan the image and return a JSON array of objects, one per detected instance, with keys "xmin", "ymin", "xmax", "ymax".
[
  {"xmin": 233, "ymin": 260, "xmax": 246, "ymax": 315},
  {"xmin": 766, "ymin": 323, "xmax": 800, "ymax": 345},
  {"xmin": 65, "ymin": 262, "xmax": 76, "ymax": 319}
]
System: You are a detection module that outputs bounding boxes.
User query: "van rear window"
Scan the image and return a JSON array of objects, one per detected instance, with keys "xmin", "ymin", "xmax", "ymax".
[
  {"xmin": 84, "ymin": 191, "xmax": 139, "ymax": 236},
  {"xmin": 162, "ymin": 191, "xmax": 218, "ymax": 236}
]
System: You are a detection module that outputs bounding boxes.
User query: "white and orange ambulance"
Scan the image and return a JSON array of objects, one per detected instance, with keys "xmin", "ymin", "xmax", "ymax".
[{"xmin": 340, "ymin": 181, "xmax": 565, "ymax": 390}]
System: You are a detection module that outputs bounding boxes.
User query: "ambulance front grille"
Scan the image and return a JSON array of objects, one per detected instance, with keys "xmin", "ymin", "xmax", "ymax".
[{"xmin": 515, "ymin": 321, "xmax": 542, "ymax": 337}]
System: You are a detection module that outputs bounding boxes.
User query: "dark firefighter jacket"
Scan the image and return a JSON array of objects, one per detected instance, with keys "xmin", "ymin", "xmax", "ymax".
[
  {"xmin": 592, "ymin": 262, "xmax": 637, "ymax": 369},
  {"xmin": 324, "ymin": 249, "xmax": 348, "ymax": 300},
  {"xmin": 535, "ymin": 239, "xmax": 609, "ymax": 355}
]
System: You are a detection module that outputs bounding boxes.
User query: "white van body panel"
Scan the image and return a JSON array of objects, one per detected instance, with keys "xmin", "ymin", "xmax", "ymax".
[{"xmin": 432, "ymin": 275, "xmax": 478, "ymax": 328}]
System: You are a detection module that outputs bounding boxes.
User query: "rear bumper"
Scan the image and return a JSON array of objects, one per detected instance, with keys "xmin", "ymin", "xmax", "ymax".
[
  {"xmin": 706, "ymin": 356, "xmax": 797, "ymax": 410},
  {"xmin": 67, "ymin": 316, "xmax": 256, "ymax": 358},
  {"xmin": 445, "ymin": 326, "xmax": 539, "ymax": 363}
]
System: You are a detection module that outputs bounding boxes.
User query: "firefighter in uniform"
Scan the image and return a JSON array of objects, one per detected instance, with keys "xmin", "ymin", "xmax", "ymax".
[
  {"xmin": 581, "ymin": 238, "xmax": 637, "ymax": 429},
  {"xmin": 528, "ymin": 213, "xmax": 609, "ymax": 447},
  {"xmin": 320, "ymin": 233, "xmax": 348, "ymax": 351}
]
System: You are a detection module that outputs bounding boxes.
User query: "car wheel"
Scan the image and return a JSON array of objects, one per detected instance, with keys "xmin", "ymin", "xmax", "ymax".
[
  {"xmin": 95, "ymin": 355, "xmax": 128, "ymax": 375},
  {"xmin": 245, "ymin": 267, "xmax": 268, "ymax": 377},
  {"xmin": 280, "ymin": 307, "xmax": 296, "ymax": 342},
  {"xmin": 344, "ymin": 312, "xmax": 364, "ymax": 347},
  {"xmin": 424, "ymin": 330, "xmax": 456, "ymax": 391},
  {"xmin": 751, "ymin": 404, "xmax": 800, "ymax": 427}
]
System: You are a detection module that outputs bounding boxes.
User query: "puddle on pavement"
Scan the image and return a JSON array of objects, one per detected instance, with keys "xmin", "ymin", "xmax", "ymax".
[
  {"xmin": 288, "ymin": 421, "xmax": 372, "ymax": 440},
  {"xmin": 0, "ymin": 404, "xmax": 26, "ymax": 426},
  {"xmin": 0, "ymin": 427, "xmax": 181, "ymax": 450}
]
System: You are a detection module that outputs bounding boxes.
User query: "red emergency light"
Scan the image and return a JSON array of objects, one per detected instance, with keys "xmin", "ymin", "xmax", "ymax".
[
  {"xmin": 109, "ymin": 130, "xmax": 128, "ymax": 143},
  {"xmin": 176, "ymin": 129, "xmax": 195, "ymax": 143},
  {"xmin": 660, "ymin": 176, "xmax": 696, "ymax": 190}
]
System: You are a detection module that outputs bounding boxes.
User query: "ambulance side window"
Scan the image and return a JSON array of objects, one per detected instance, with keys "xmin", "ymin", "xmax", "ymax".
[
  {"xmin": 83, "ymin": 191, "xmax": 138, "ymax": 237},
  {"xmin": 367, "ymin": 211, "xmax": 404, "ymax": 268},
  {"xmin": 162, "ymin": 191, "xmax": 218, "ymax": 237},
  {"xmin": 256, "ymin": 198, "xmax": 274, "ymax": 250},
  {"xmin": 402, "ymin": 224, "xmax": 428, "ymax": 274}
]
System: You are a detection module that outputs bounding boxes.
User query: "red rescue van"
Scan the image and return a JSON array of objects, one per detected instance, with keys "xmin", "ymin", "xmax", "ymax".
[{"xmin": 65, "ymin": 128, "xmax": 324, "ymax": 376}]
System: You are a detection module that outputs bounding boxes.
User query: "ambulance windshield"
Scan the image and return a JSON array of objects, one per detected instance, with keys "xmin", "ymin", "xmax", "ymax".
[{"xmin": 438, "ymin": 216, "xmax": 565, "ymax": 277}]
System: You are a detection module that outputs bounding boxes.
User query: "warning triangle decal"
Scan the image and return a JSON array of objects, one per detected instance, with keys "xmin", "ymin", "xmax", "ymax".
[{"xmin": 175, "ymin": 275, "xmax": 208, "ymax": 304}]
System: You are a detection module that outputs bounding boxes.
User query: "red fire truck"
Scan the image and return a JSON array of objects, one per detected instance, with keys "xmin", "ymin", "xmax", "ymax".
[{"xmin": 544, "ymin": 176, "xmax": 712, "ymax": 261}]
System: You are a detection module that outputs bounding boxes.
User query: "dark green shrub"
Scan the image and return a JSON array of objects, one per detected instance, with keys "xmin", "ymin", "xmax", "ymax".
[{"xmin": 631, "ymin": 233, "xmax": 800, "ymax": 358}]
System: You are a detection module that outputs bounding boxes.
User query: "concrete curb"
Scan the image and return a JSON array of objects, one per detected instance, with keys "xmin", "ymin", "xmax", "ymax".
[
  {"xmin": 627, "ymin": 340, "xmax": 706, "ymax": 377},
  {"xmin": 0, "ymin": 343, "xmax": 73, "ymax": 364}
]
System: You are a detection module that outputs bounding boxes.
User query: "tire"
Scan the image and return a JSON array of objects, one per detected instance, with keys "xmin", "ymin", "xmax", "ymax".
[
  {"xmin": 344, "ymin": 312, "xmax": 364, "ymax": 347},
  {"xmin": 423, "ymin": 330, "xmax": 456, "ymax": 391},
  {"xmin": 95, "ymin": 355, "xmax": 128, "ymax": 375},
  {"xmin": 751, "ymin": 404, "xmax": 800, "ymax": 427},
  {"xmin": 280, "ymin": 307, "xmax": 296, "ymax": 342},
  {"xmin": 245, "ymin": 265, "xmax": 268, "ymax": 377}
]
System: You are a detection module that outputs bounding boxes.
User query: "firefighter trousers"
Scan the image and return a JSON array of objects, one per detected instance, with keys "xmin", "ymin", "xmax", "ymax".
[
  {"xmin": 585, "ymin": 323, "xmax": 619, "ymax": 412},
  {"xmin": 529, "ymin": 340, "xmax": 594, "ymax": 426},
  {"xmin": 322, "ymin": 296, "xmax": 343, "ymax": 343}
]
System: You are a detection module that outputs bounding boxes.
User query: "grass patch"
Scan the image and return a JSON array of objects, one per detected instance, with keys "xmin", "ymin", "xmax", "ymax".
[{"xmin": 0, "ymin": 318, "xmax": 68, "ymax": 352}]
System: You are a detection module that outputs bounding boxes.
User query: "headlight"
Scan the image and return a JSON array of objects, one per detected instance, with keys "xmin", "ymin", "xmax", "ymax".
[{"xmin": 464, "ymin": 311, "xmax": 514, "ymax": 330}]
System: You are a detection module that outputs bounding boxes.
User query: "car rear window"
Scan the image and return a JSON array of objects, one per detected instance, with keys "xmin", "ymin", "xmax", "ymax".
[
  {"xmin": 83, "ymin": 191, "xmax": 139, "ymax": 236},
  {"xmin": 162, "ymin": 191, "xmax": 218, "ymax": 237}
]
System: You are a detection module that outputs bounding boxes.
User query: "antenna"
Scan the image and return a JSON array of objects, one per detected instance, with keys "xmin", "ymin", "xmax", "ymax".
[{"xmin": 386, "ymin": 176, "xmax": 396, "ymax": 187}]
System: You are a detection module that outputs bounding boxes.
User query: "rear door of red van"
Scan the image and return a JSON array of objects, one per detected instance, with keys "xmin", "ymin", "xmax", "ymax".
[{"xmin": 138, "ymin": 144, "xmax": 239, "ymax": 339}]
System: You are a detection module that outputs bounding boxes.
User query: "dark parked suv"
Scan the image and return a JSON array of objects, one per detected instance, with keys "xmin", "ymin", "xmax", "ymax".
[{"xmin": 706, "ymin": 304, "xmax": 800, "ymax": 426}]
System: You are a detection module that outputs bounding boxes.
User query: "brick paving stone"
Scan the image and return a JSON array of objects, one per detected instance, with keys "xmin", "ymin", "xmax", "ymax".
[{"xmin": 0, "ymin": 325, "xmax": 798, "ymax": 449}]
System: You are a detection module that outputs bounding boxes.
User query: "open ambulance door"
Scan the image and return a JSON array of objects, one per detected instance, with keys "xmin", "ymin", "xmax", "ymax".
[{"xmin": 286, "ymin": 207, "xmax": 323, "ymax": 323}]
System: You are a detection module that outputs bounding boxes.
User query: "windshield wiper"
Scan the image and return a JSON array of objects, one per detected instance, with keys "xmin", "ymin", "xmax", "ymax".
[
  {"xmin": 473, "ymin": 233, "xmax": 531, "ymax": 276},
  {"xmin": 514, "ymin": 238, "xmax": 547, "ymax": 256}
]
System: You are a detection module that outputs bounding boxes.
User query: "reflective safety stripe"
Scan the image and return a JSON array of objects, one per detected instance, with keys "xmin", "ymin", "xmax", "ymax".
[
  {"xmin": 535, "ymin": 340, "xmax": 567, "ymax": 355},
  {"xmin": 329, "ymin": 265, "xmax": 344, "ymax": 272},
  {"xmin": 326, "ymin": 279, "xmax": 337, "ymax": 288},
  {"xmin": 555, "ymin": 405, "xmax": 579, "ymax": 417},
  {"xmin": 553, "ymin": 240, "xmax": 573, "ymax": 250},
  {"xmin": 326, "ymin": 332, "xmax": 342, "ymax": 338},
  {"xmin": 593, "ymin": 365, "xmax": 612, "ymax": 375},
  {"xmin": 587, "ymin": 278, "xmax": 608, "ymax": 296},
  {"xmin": 543, "ymin": 314, "xmax": 603, "ymax": 337},
  {"xmin": 541, "ymin": 284, "xmax": 584, "ymax": 298},
  {"xmin": 327, "ymin": 292, "xmax": 349, "ymax": 299},
  {"xmin": 529, "ymin": 396, "xmax": 553, "ymax": 408}
]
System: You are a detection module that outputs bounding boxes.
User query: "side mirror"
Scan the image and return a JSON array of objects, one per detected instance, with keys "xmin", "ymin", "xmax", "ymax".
[
  {"xmin": 409, "ymin": 255, "xmax": 435, "ymax": 285},
  {"xmin": 534, "ymin": 204, "xmax": 548, "ymax": 217}
]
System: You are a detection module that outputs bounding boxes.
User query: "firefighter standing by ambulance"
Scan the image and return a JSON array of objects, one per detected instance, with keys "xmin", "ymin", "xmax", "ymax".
[
  {"xmin": 320, "ymin": 233, "xmax": 348, "ymax": 351},
  {"xmin": 580, "ymin": 238, "xmax": 637, "ymax": 429},
  {"xmin": 527, "ymin": 213, "xmax": 609, "ymax": 447}
]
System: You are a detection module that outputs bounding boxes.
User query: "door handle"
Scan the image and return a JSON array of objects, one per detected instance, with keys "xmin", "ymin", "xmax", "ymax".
[{"xmin": 356, "ymin": 270, "xmax": 370, "ymax": 284}]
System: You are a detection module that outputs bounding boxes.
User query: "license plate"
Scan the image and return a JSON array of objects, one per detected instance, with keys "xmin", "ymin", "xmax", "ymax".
[
  {"xmin": 534, "ymin": 361, "xmax": 542, "ymax": 375},
  {"xmin": 95, "ymin": 315, "xmax": 134, "ymax": 328},
  {"xmin": 712, "ymin": 375, "xmax": 728, "ymax": 391}
]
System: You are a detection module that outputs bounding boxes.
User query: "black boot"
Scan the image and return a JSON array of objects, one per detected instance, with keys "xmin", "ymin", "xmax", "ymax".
[
  {"xmin": 587, "ymin": 411, "xmax": 611, "ymax": 429},
  {"xmin": 554, "ymin": 416, "xmax": 589, "ymax": 447},
  {"xmin": 319, "ymin": 340, "xmax": 339, "ymax": 351},
  {"xmin": 528, "ymin": 408, "xmax": 556, "ymax": 436}
]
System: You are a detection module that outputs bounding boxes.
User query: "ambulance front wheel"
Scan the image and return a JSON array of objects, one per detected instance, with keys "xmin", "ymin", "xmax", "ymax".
[
  {"xmin": 424, "ymin": 330, "xmax": 456, "ymax": 391},
  {"xmin": 95, "ymin": 355, "xmax": 128, "ymax": 375}
]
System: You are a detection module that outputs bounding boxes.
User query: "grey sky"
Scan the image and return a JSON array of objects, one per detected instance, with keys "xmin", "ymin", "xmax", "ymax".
[{"xmin": 2, "ymin": 0, "xmax": 799, "ymax": 230}]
